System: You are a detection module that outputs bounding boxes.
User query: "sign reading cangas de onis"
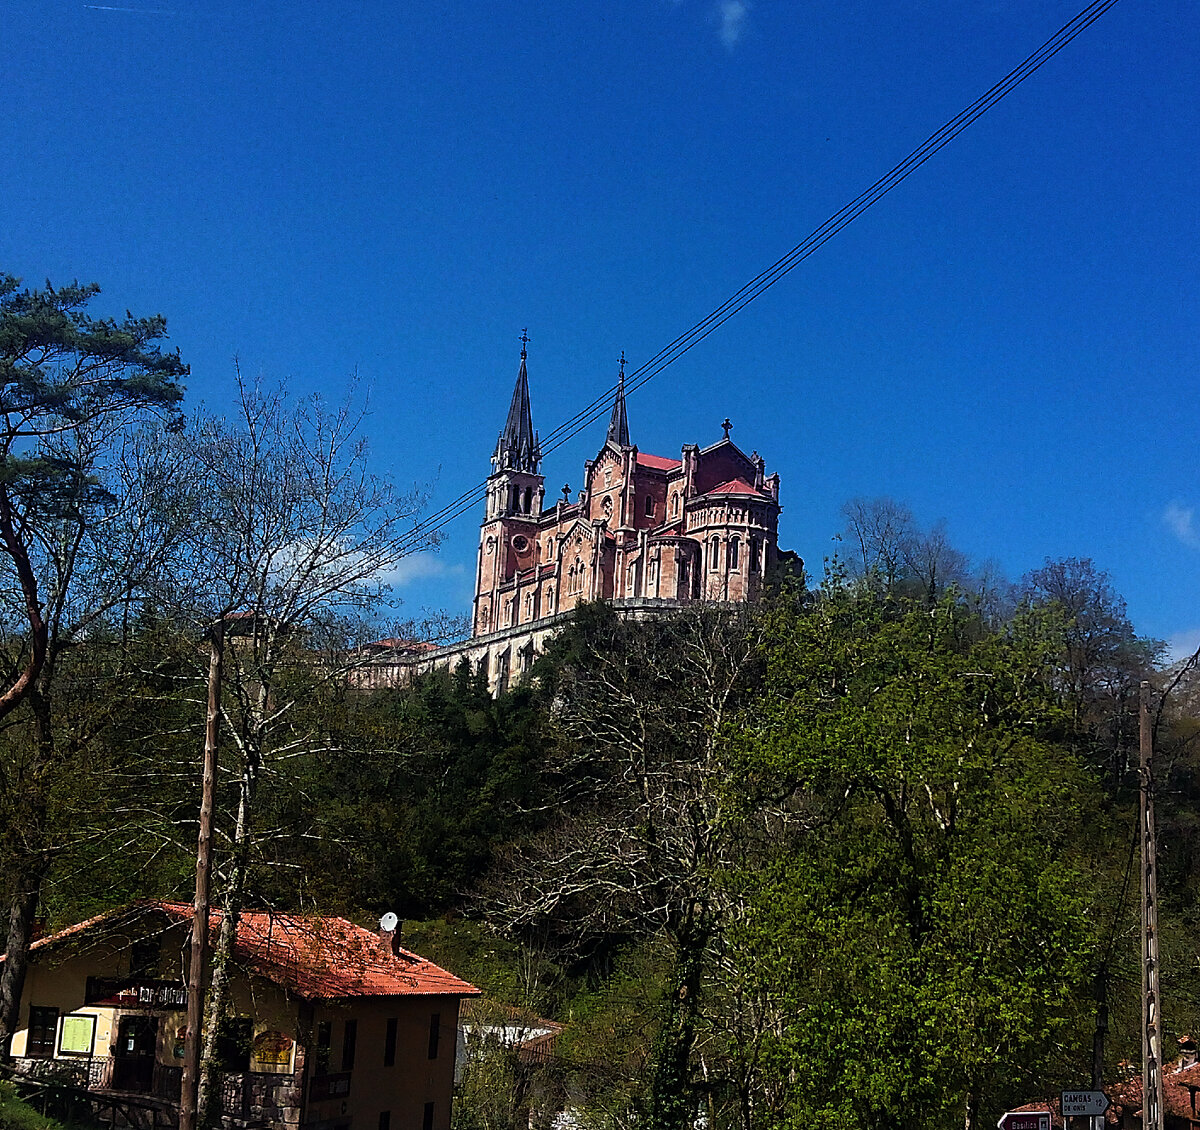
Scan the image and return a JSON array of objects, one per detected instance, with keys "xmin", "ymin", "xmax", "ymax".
[{"xmin": 1060, "ymin": 1091, "xmax": 1110, "ymax": 1117}]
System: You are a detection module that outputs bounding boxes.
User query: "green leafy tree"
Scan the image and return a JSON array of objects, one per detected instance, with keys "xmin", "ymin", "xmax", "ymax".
[
  {"xmin": 0, "ymin": 273, "xmax": 186, "ymax": 1060},
  {"xmin": 738, "ymin": 588, "xmax": 1103, "ymax": 1129}
]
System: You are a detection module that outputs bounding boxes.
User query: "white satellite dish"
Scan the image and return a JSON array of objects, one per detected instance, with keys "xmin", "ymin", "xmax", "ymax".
[{"xmin": 379, "ymin": 911, "xmax": 399, "ymax": 933}]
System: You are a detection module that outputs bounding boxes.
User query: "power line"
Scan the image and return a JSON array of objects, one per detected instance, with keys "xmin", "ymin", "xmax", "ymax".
[{"xmin": 396, "ymin": 0, "xmax": 1123, "ymax": 556}]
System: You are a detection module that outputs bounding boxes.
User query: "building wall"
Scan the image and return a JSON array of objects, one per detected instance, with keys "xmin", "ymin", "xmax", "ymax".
[{"xmin": 305, "ymin": 996, "xmax": 461, "ymax": 1130}]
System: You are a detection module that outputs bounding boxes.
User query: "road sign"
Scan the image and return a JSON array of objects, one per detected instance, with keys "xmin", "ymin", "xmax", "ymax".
[
  {"xmin": 997, "ymin": 1113, "xmax": 1051, "ymax": 1130},
  {"xmin": 1061, "ymin": 1090, "xmax": 1110, "ymax": 1117}
]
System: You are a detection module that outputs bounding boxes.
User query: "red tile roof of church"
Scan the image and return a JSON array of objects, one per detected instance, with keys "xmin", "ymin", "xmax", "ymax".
[
  {"xmin": 636, "ymin": 452, "xmax": 681, "ymax": 471},
  {"xmin": 22, "ymin": 902, "xmax": 479, "ymax": 1002},
  {"xmin": 704, "ymin": 478, "xmax": 767, "ymax": 497}
]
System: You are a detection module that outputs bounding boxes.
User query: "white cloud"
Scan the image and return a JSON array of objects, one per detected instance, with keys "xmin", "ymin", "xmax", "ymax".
[
  {"xmin": 1167, "ymin": 628, "xmax": 1200, "ymax": 664},
  {"xmin": 718, "ymin": 0, "xmax": 749, "ymax": 48},
  {"xmin": 382, "ymin": 551, "xmax": 464, "ymax": 589},
  {"xmin": 1164, "ymin": 500, "xmax": 1200, "ymax": 549}
]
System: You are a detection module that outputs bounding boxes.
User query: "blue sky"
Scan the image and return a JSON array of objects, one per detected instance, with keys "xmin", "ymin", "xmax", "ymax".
[{"xmin": 2, "ymin": 0, "xmax": 1196, "ymax": 655}]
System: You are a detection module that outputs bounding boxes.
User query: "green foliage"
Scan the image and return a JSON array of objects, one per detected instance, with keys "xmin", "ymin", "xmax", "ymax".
[
  {"xmin": 0, "ymin": 273, "xmax": 185, "ymax": 434},
  {"xmin": 0, "ymin": 1079, "xmax": 76, "ymax": 1130},
  {"xmin": 736, "ymin": 590, "xmax": 1105, "ymax": 1128}
]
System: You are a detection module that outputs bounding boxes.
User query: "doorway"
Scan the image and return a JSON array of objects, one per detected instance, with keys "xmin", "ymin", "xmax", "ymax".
[{"xmin": 113, "ymin": 1015, "xmax": 158, "ymax": 1092}]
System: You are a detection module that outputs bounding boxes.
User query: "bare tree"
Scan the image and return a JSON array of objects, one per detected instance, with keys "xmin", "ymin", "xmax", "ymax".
[
  {"xmin": 170, "ymin": 371, "xmax": 434, "ymax": 1122},
  {"xmin": 839, "ymin": 496, "xmax": 914, "ymax": 592},
  {"xmin": 479, "ymin": 603, "xmax": 792, "ymax": 1130}
]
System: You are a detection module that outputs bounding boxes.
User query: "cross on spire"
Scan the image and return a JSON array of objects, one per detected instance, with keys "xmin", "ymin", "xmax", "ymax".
[
  {"xmin": 722, "ymin": 417, "xmax": 733, "ymax": 440},
  {"xmin": 606, "ymin": 350, "xmax": 630, "ymax": 447}
]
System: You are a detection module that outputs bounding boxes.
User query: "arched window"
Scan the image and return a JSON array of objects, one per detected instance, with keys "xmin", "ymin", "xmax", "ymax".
[
  {"xmin": 523, "ymin": 487, "xmax": 532, "ymax": 514},
  {"xmin": 671, "ymin": 492, "xmax": 680, "ymax": 518},
  {"xmin": 727, "ymin": 537, "xmax": 740, "ymax": 571},
  {"xmin": 749, "ymin": 536, "xmax": 760, "ymax": 573},
  {"xmin": 709, "ymin": 536, "xmax": 721, "ymax": 571}
]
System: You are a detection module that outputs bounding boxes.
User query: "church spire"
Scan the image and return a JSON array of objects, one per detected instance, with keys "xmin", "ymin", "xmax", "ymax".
[
  {"xmin": 606, "ymin": 352, "xmax": 630, "ymax": 447},
  {"xmin": 493, "ymin": 331, "xmax": 541, "ymax": 474}
]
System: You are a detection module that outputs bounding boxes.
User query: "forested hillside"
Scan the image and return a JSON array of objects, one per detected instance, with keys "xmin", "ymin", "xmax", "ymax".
[{"xmin": 2, "ymin": 274, "xmax": 1198, "ymax": 1130}]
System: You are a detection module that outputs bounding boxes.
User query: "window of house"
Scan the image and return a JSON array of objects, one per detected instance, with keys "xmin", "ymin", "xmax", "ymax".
[
  {"xmin": 341, "ymin": 1019, "xmax": 357, "ymax": 1072},
  {"xmin": 216, "ymin": 1016, "xmax": 253, "ymax": 1073},
  {"xmin": 130, "ymin": 938, "xmax": 160, "ymax": 977},
  {"xmin": 26, "ymin": 1006, "xmax": 58, "ymax": 1059},
  {"xmin": 383, "ymin": 1019, "xmax": 397, "ymax": 1067},
  {"xmin": 709, "ymin": 537, "xmax": 720, "ymax": 570},
  {"xmin": 423, "ymin": 1103, "xmax": 435, "ymax": 1130},
  {"xmin": 727, "ymin": 537, "xmax": 740, "ymax": 571},
  {"xmin": 427, "ymin": 1013, "xmax": 441, "ymax": 1060},
  {"xmin": 671, "ymin": 492, "xmax": 680, "ymax": 517},
  {"xmin": 644, "ymin": 496, "xmax": 654, "ymax": 517},
  {"xmin": 315, "ymin": 1021, "xmax": 332, "ymax": 1075},
  {"xmin": 749, "ymin": 537, "xmax": 760, "ymax": 573}
]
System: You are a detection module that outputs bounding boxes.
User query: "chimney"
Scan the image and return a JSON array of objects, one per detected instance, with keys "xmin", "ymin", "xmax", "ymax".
[
  {"xmin": 377, "ymin": 912, "xmax": 402, "ymax": 958},
  {"xmin": 1179, "ymin": 1035, "xmax": 1198, "ymax": 1069}
]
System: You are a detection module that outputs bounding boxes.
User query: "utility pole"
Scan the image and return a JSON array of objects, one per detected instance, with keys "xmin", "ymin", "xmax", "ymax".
[
  {"xmin": 180, "ymin": 620, "xmax": 224, "ymax": 1130},
  {"xmin": 1091, "ymin": 966, "xmax": 1108, "ymax": 1130},
  {"xmin": 1140, "ymin": 679, "xmax": 1164, "ymax": 1130}
]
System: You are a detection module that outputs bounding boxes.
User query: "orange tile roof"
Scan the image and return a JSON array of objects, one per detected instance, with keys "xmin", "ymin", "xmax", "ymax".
[{"xmin": 22, "ymin": 902, "xmax": 479, "ymax": 1002}]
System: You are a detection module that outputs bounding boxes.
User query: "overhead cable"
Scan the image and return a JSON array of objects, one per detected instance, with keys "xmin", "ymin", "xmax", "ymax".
[{"xmin": 396, "ymin": 0, "xmax": 1122, "ymax": 555}]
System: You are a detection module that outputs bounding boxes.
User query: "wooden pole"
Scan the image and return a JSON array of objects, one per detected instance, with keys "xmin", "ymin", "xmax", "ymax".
[
  {"xmin": 1140, "ymin": 679, "xmax": 1164, "ymax": 1130},
  {"xmin": 180, "ymin": 620, "xmax": 223, "ymax": 1130}
]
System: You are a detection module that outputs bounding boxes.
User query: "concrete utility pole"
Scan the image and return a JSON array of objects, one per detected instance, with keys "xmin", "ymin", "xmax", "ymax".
[
  {"xmin": 1140, "ymin": 680, "xmax": 1165, "ymax": 1130},
  {"xmin": 180, "ymin": 621, "xmax": 224, "ymax": 1130}
]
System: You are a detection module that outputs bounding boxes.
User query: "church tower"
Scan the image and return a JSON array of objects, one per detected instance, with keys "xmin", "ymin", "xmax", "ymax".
[{"xmin": 473, "ymin": 335, "xmax": 546, "ymax": 636}]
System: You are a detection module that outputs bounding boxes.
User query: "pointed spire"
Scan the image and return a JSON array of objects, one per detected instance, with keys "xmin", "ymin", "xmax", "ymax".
[
  {"xmin": 606, "ymin": 352, "xmax": 630, "ymax": 447},
  {"xmin": 493, "ymin": 330, "xmax": 541, "ymax": 474}
]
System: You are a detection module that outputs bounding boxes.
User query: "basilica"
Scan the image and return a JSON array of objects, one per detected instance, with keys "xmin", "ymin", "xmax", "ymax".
[
  {"xmin": 475, "ymin": 341, "xmax": 781, "ymax": 636},
  {"xmin": 356, "ymin": 342, "xmax": 783, "ymax": 693}
]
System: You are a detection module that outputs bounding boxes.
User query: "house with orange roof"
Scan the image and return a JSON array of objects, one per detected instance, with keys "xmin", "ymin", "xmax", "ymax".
[{"xmin": 5, "ymin": 901, "xmax": 478, "ymax": 1130}]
